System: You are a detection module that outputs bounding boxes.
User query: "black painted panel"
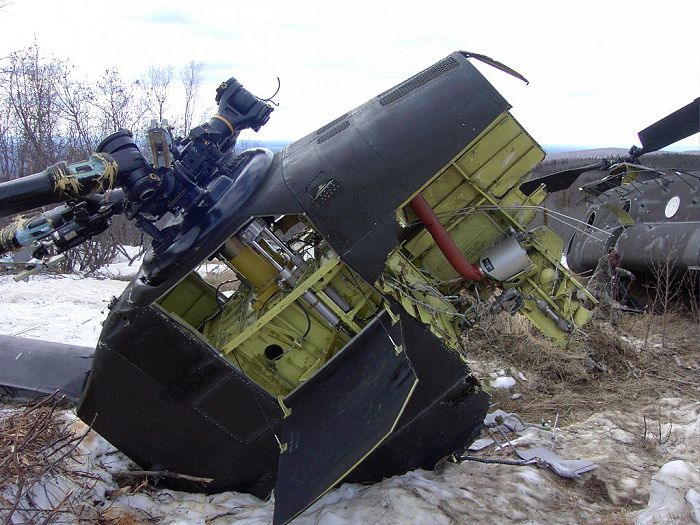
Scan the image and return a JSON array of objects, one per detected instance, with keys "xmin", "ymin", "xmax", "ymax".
[{"xmin": 273, "ymin": 313, "xmax": 416, "ymax": 525}]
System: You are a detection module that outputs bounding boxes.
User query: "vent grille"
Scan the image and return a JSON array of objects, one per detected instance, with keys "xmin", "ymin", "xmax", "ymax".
[
  {"xmin": 316, "ymin": 113, "xmax": 349, "ymax": 136},
  {"xmin": 379, "ymin": 56, "xmax": 459, "ymax": 106},
  {"xmin": 316, "ymin": 120, "xmax": 350, "ymax": 144}
]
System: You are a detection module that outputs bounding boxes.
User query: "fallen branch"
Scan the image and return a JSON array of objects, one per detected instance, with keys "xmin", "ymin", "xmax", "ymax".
[
  {"xmin": 114, "ymin": 470, "xmax": 214, "ymax": 484},
  {"xmin": 646, "ymin": 372, "xmax": 696, "ymax": 388}
]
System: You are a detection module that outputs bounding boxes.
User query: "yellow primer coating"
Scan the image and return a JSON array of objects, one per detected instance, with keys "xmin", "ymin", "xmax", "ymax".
[{"xmin": 386, "ymin": 110, "xmax": 592, "ymax": 345}]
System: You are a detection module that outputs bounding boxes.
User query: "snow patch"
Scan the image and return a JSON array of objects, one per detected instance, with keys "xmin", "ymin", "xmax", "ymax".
[
  {"xmin": 636, "ymin": 460, "xmax": 700, "ymax": 524},
  {"xmin": 490, "ymin": 376, "xmax": 516, "ymax": 389},
  {"xmin": 0, "ymin": 275, "xmax": 128, "ymax": 346}
]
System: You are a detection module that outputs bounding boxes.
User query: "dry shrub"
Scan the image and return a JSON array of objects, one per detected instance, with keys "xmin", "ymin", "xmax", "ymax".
[
  {"xmin": 582, "ymin": 474, "xmax": 611, "ymax": 503},
  {"xmin": 0, "ymin": 395, "xmax": 96, "ymax": 523},
  {"xmin": 621, "ymin": 308, "xmax": 698, "ymax": 354},
  {"xmin": 576, "ymin": 321, "xmax": 638, "ymax": 376},
  {"xmin": 465, "ymin": 312, "xmax": 648, "ymax": 382},
  {"xmin": 465, "ymin": 313, "xmax": 590, "ymax": 383},
  {"xmin": 1, "ymin": 397, "xmax": 71, "ymax": 488},
  {"xmin": 462, "ymin": 310, "xmax": 697, "ymax": 424}
]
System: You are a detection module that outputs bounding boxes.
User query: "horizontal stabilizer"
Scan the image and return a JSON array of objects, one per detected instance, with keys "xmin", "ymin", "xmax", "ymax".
[{"xmin": 0, "ymin": 334, "xmax": 93, "ymax": 403}]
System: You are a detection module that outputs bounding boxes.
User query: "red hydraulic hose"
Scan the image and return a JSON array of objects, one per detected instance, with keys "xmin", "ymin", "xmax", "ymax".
[{"xmin": 409, "ymin": 194, "xmax": 484, "ymax": 282}]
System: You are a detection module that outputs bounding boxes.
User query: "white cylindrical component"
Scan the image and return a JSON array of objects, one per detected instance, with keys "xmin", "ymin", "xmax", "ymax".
[
  {"xmin": 479, "ymin": 236, "xmax": 531, "ymax": 281},
  {"xmin": 302, "ymin": 290, "xmax": 340, "ymax": 326},
  {"xmin": 261, "ymin": 227, "xmax": 307, "ymax": 269},
  {"xmin": 323, "ymin": 286, "xmax": 350, "ymax": 312}
]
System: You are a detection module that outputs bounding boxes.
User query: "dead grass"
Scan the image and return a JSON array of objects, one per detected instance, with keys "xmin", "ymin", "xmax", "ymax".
[
  {"xmin": 594, "ymin": 512, "xmax": 635, "ymax": 525},
  {"xmin": 464, "ymin": 314, "xmax": 590, "ymax": 383},
  {"xmin": 463, "ymin": 309, "xmax": 699, "ymax": 425},
  {"xmin": 582, "ymin": 474, "xmax": 611, "ymax": 503}
]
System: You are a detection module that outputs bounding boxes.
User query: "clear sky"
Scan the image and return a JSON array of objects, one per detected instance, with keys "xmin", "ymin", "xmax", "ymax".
[{"xmin": 1, "ymin": 0, "xmax": 698, "ymax": 151}]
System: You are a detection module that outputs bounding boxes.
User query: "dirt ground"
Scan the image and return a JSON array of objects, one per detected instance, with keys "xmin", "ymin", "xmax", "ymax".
[
  {"xmin": 462, "ymin": 307, "xmax": 699, "ymax": 523},
  {"xmin": 464, "ymin": 309, "xmax": 698, "ymax": 425}
]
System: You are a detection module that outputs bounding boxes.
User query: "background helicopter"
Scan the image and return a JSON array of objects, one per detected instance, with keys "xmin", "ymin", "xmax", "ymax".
[
  {"xmin": 0, "ymin": 52, "xmax": 593, "ymax": 525},
  {"xmin": 519, "ymin": 98, "xmax": 699, "ymax": 296}
]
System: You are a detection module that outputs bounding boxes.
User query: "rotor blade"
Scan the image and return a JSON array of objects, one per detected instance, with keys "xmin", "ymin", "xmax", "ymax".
[
  {"xmin": 0, "ymin": 171, "xmax": 60, "ymax": 218},
  {"xmin": 520, "ymin": 161, "xmax": 606, "ymax": 195},
  {"xmin": 637, "ymin": 98, "xmax": 699, "ymax": 154},
  {"xmin": 0, "ymin": 334, "xmax": 93, "ymax": 403},
  {"xmin": 460, "ymin": 51, "xmax": 529, "ymax": 84}
]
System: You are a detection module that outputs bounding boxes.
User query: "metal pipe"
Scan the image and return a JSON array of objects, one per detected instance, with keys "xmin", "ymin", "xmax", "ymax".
[
  {"xmin": 249, "ymin": 239, "xmax": 285, "ymax": 272},
  {"xmin": 409, "ymin": 193, "xmax": 484, "ymax": 281},
  {"xmin": 261, "ymin": 227, "xmax": 307, "ymax": 269},
  {"xmin": 536, "ymin": 300, "xmax": 571, "ymax": 332},
  {"xmin": 323, "ymin": 286, "xmax": 351, "ymax": 313},
  {"xmin": 249, "ymin": 237, "xmax": 340, "ymax": 326},
  {"xmin": 301, "ymin": 291, "xmax": 340, "ymax": 326}
]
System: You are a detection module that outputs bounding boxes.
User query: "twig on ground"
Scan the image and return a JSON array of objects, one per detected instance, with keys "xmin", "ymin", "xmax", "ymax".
[{"xmin": 114, "ymin": 470, "xmax": 214, "ymax": 484}]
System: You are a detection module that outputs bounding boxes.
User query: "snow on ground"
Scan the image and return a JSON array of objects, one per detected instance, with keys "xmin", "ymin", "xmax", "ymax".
[
  {"xmin": 0, "ymin": 274, "xmax": 128, "ymax": 346},
  {"xmin": 1, "ymin": 274, "xmax": 699, "ymax": 524},
  {"xmin": 98, "ymin": 246, "xmax": 232, "ymax": 282},
  {"xmin": 636, "ymin": 460, "xmax": 700, "ymax": 525},
  {"xmin": 490, "ymin": 376, "xmax": 516, "ymax": 389},
  {"xmin": 9, "ymin": 399, "xmax": 699, "ymax": 525},
  {"xmin": 97, "ymin": 246, "xmax": 143, "ymax": 280}
]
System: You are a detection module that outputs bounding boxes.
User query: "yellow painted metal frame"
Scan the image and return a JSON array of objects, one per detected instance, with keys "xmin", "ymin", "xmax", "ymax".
[{"xmin": 384, "ymin": 110, "xmax": 593, "ymax": 345}]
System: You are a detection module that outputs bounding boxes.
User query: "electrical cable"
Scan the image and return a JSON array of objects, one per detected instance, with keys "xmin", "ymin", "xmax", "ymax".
[
  {"xmin": 262, "ymin": 77, "xmax": 281, "ymax": 106},
  {"xmin": 406, "ymin": 205, "xmax": 614, "ymax": 242},
  {"xmin": 196, "ymin": 278, "xmax": 243, "ymax": 331},
  {"xmin": 215, "ymin": 279, "xmax": 238, "ymax": 309},
  {"xmin": 256, "ymin": 289, "xmax": 282, "ymax": 312},
  {"xmin": 382, "ymin": 277, "xmax": 469, "ymax": 320},
  {"xmin": 295, "ymin": 300, "xmax": 312, "ymax": 338}
]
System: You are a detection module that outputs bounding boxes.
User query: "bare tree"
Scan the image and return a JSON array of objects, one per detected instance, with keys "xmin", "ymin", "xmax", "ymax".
[
  {"xmin": 145, "ymin": 65, "xmax": 174, "ymax": 123},
  {"xmin": 685, "ymin": 271, "xmax": 700, "ymax": 340},
  {"xmin": 179, "ymin": 61, "xmax": 203, "ymax": 136},
  {"xmin": 643, "ymin": 241, "xmax": 684, "ymax": 348},
  {"xmin": 55, "ymin": 64, "xmax": 96, "ymax": 159},
  {"xmin": 0, "ymin": 91, "xmax": 17, "ymax": 182},
  {"xmin": 90, "ymin": 68, "xmax": 149, "ymax": 136},
  {"xmin": 0, "ymin": 43, "xmax": 63, "ymax": 174}
]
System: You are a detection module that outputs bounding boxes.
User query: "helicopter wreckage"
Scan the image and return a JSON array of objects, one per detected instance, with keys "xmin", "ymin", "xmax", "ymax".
[
  {"xmin": 523, "ymin": 98, "xmax": 700, "ymax": 282},
  {"xmin": 0, "ymin": 52, "xmax": 596, "ymax": 524}
]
